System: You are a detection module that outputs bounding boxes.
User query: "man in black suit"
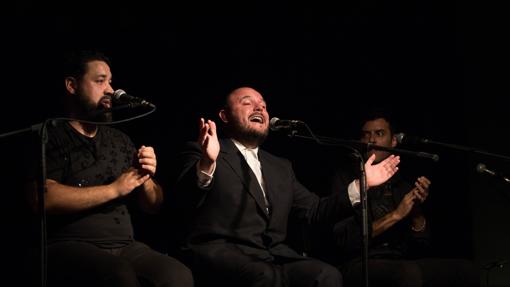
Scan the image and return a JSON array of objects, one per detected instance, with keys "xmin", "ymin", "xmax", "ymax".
[{"xmin": 174, "ymin": 87, "xmax": 400, "ymax": 287}]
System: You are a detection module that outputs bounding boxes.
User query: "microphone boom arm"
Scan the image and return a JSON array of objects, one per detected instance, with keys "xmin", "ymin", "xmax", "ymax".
[{"xmin": 295, "ymin": 133, "xmax": 440, "ymax": 162}]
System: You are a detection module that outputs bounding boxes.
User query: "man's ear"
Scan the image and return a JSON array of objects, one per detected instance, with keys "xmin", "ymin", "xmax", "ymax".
[
  {"xmin": 65, "ymin": 77, "xmax": 78, "ymax": 94},
  {"xmin": 219, "ymin": 109, "xmax": 228, "ymax": 124},
  {"xmin": 391, "ymin": 134, "xmax": 398, "ymax": 148}
]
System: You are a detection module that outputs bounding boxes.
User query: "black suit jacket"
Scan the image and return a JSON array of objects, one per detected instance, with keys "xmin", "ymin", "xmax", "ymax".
[{"xmin": 174, "ymin": 138, "xmax": 355, "ymax": 270}]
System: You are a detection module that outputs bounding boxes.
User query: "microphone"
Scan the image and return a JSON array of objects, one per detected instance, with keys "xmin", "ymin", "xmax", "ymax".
[
  {"xmin": 476, "ymin": 163, "xmax": 496, "ymax": 176},
  {"xmin": 395, "ymin": 133, "xmax": 405, "ymax": 144},
  {"xmin": 112, "ymin": 89, "xmax": 156, "ymax": 108},
  {"xmin": 395, "ymin": 133, "xmax": 430, "ymax": 144},
  {"xmin": 476, "ymin": 163, "xmax": 510, "ymax": 183},
  {"xmin": 269, "ymin": 117, "xmax": 303, "ymax": 131}
]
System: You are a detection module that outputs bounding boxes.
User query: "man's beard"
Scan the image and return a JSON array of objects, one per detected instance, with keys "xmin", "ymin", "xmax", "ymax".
[
  {"xmin": 77, "ymin": 95, "xmax": 112, "ymax": 122},
  {"xmin": 92, "ymin": 108, "xmax": 113, "ymax": 123},
  {"xmin": 229, "ymin": 121, "xmax": 268, "ymax": 147}
]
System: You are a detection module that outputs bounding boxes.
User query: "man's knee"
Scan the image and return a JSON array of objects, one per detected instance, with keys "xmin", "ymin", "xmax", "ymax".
[
  {"xmin": 158, "ymin": 262, "xmax": 194, "ymax": 287},
  {"xmin": 315, "ymin": 263, "xmax": 343, "ymax": 287},
  {"xmin": 104, "ymin": 260, "xmax": 139, "ymax": 287},
  {"xmin": 394, "ymin": 263, "xmax": 423, "ymax": 287}
]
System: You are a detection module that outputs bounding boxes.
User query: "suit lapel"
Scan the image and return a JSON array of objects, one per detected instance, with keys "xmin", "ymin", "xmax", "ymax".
[{"xmin": 220, "ymin": 139, "xmax": 270, "ymax": 218}]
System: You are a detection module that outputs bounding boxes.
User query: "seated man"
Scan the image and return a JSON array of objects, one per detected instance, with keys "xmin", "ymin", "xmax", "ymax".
[
  {"xmin": 28, "ymin": 50, "xmax": 193, "ymax": 287},
  {"xmin": 172, "ymin": 87, "xmax": 401, "ymax": 287},
  {"xmin": 312, "ymin": 108, "xmax": 480, "ymax": 287}
]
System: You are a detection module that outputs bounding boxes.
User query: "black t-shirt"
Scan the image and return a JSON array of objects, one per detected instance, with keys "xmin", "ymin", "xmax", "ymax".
[
  {"xmin": 365, "ymin": 176, "xmax": 416, "ymax": 256},
  {"xmin": 45, "ymin": 121, "xmax": 137, "ymax": 247},
  {"xmin": 331, "ymin": 165, "xmax": 431, "ymax": 261}
]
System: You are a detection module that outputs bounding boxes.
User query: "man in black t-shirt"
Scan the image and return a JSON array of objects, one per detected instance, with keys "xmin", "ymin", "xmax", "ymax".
[{"xmin": 30, "ymin": 50, "xmax": 193, "ymax": 287}]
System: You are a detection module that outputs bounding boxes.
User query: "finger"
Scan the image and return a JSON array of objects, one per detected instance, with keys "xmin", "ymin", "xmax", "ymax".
[
  {"xmin": 414, "ymin": 190, "xmax": 425, "ymax": 202},
  {"xmin": 139, "ymin": 157, "xmax": 156, "ymax": 166},
  {"xmin": 391, "ymin": 155, "xmax": 400, "ymax": 167},
  {"xmin": 413, "ymin": 186, "xmax": 427, "ymax": 201},
  {"xmin": 420, "ymin": 176, "xmax": 431, "ymax": 185},
  {"xmin": 417, "ymin": 187, "xmax": 428, "ymax": 199},
  {"xmin": 385, "ymin": 158, "xmax": 396, "ymax": 171},
  {"xmin": 414, "ymin": 183, "xmax": 427, "ymax": 194},
  {"xmin": 381, "ymin": 155, "xmax": 396, "ymax": 167},
  {"xmin": 419, "ymin": 178, "xmax": 431, "ymax": 189},
  {"xmin": 208, "ymin": 120, "xmax": 217, "ymax": 136},
  {"xmin": 202, "ymin": 122, "xmax": 210, "ymax": 133},
  {"xmin": 386, "ymin": 157, "xmax": 399, "ymax": 173},
  {"xmin": 138, "ymin": 150, "xmax": 156, "ymax": 160},
  {"xmin": 391, "ymin": 156, "xmax": 400, "ymax": 173},
  {"xmin": 137, "ymin": 174, "xmax": 151, "ymax": 185},
  {"xmin": 198, "ymin": 118, "xmax": 207, "ymax": 131},
  {"xmin": 141, "ymin": 165, "xmax": 156, "ymax": 176},
  {"xmin": 419, "ymin": 184, "xmax": 430, "ymax": 195},
  {"xmin": 366, "ymin": 153, "xmax": 376, "ymax": 165},
  {"xmin": 414, "ymin": 186, "xmax": 427, "ymax": 201},
  {"xmin": 414, "ymin": 182, "xmax": 426, "ymax": 193},
  {"xmin": 140, "ymin": 163, "xmax": 156, "ymax": 171},
  {"xmin": 198, "ymin": 123, "xmax": 209, "ymax": 145}
]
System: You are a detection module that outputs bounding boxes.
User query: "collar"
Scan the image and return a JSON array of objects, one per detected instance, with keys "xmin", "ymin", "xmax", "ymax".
[{"xmin": 231, "ymin": 138, "xmax": 259, "ymax": 158}]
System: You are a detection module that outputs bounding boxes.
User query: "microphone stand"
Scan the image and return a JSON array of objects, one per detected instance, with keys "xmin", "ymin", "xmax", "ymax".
[
  {"xmin": 281, "ymin": 124, "xmax": 439, "ymax": 287},
  {"xmin": 0, "ymin": 119, "xmax": 53, "ymax": 287}
]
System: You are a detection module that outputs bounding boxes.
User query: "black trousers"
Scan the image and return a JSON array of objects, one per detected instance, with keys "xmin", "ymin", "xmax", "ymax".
[
  {"xmin": 47, "ymin": 240, "xmax": 193, "ymax": 287},
  {"xmin": 341, "ymin": 257, "xmax": 480, "ymax": 287},
  {"xmin": 193, "ymin": 253, "xmax": 342, "ymax": 287}
]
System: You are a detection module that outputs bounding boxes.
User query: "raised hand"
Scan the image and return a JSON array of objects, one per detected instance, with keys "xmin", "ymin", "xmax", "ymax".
[
  {"xmin": 412, "ymin": 176, "xmax": 431, "ymax": 203},
  {"xmin": 365, "ymin": 154, "xmax": 400, "ymax": 188},
  {"xmin": 137, "ymin": 145, "xmax": 157, "ymax": 177},
  {"xmin": 197, "ymin": 118, "xmax": 219, "ymax": 173}
]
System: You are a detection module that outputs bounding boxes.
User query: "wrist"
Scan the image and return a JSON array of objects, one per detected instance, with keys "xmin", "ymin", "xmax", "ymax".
[
  {"xmin": 108, "ymin": 182, "xmax": 121, "ymax": 199},
  {"xmin": 199, "ymin": 158, "xmax": 215, "ymax": 175},
  {"xmin": 142, "ymin": 177, "xmax": 153, "ymax": 189},
  {"xmin": 391, "ymin": 210, "xmax": 403, "ymax": 221}
]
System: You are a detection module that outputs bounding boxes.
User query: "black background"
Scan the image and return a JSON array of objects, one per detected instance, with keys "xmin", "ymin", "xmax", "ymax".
[{"xmin": 1, "ymin": 1, "xmax": 509, "ymax": 285}]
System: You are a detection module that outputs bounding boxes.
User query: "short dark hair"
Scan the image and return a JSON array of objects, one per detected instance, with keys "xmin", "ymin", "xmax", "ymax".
[
  {"xmin": 62, "ymin": 50, "xmax": 111, "ymax": 80},
  {"xmin": 222, "ymin": 86, "xmax": 251, "ymax": 110},
  {"xmin": 358, "ymin": 106, "xmax": 398, "ymax": 135}
]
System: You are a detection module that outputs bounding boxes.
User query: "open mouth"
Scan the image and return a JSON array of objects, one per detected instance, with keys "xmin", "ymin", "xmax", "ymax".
[{"xmin": 249, "ymin": 114, "xmax": 264, "ymax": 123}]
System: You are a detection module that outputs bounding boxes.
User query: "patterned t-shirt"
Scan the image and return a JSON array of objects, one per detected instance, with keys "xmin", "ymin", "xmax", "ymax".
[{"xmin": 45, "ymin": 121, "xmax": 137, "ymax": 247}]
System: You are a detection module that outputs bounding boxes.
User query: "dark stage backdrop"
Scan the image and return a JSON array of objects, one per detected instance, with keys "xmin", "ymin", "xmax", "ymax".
[{"xmin": 2, "ymin": 1, "xmax": 509, "ymax": 286}]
